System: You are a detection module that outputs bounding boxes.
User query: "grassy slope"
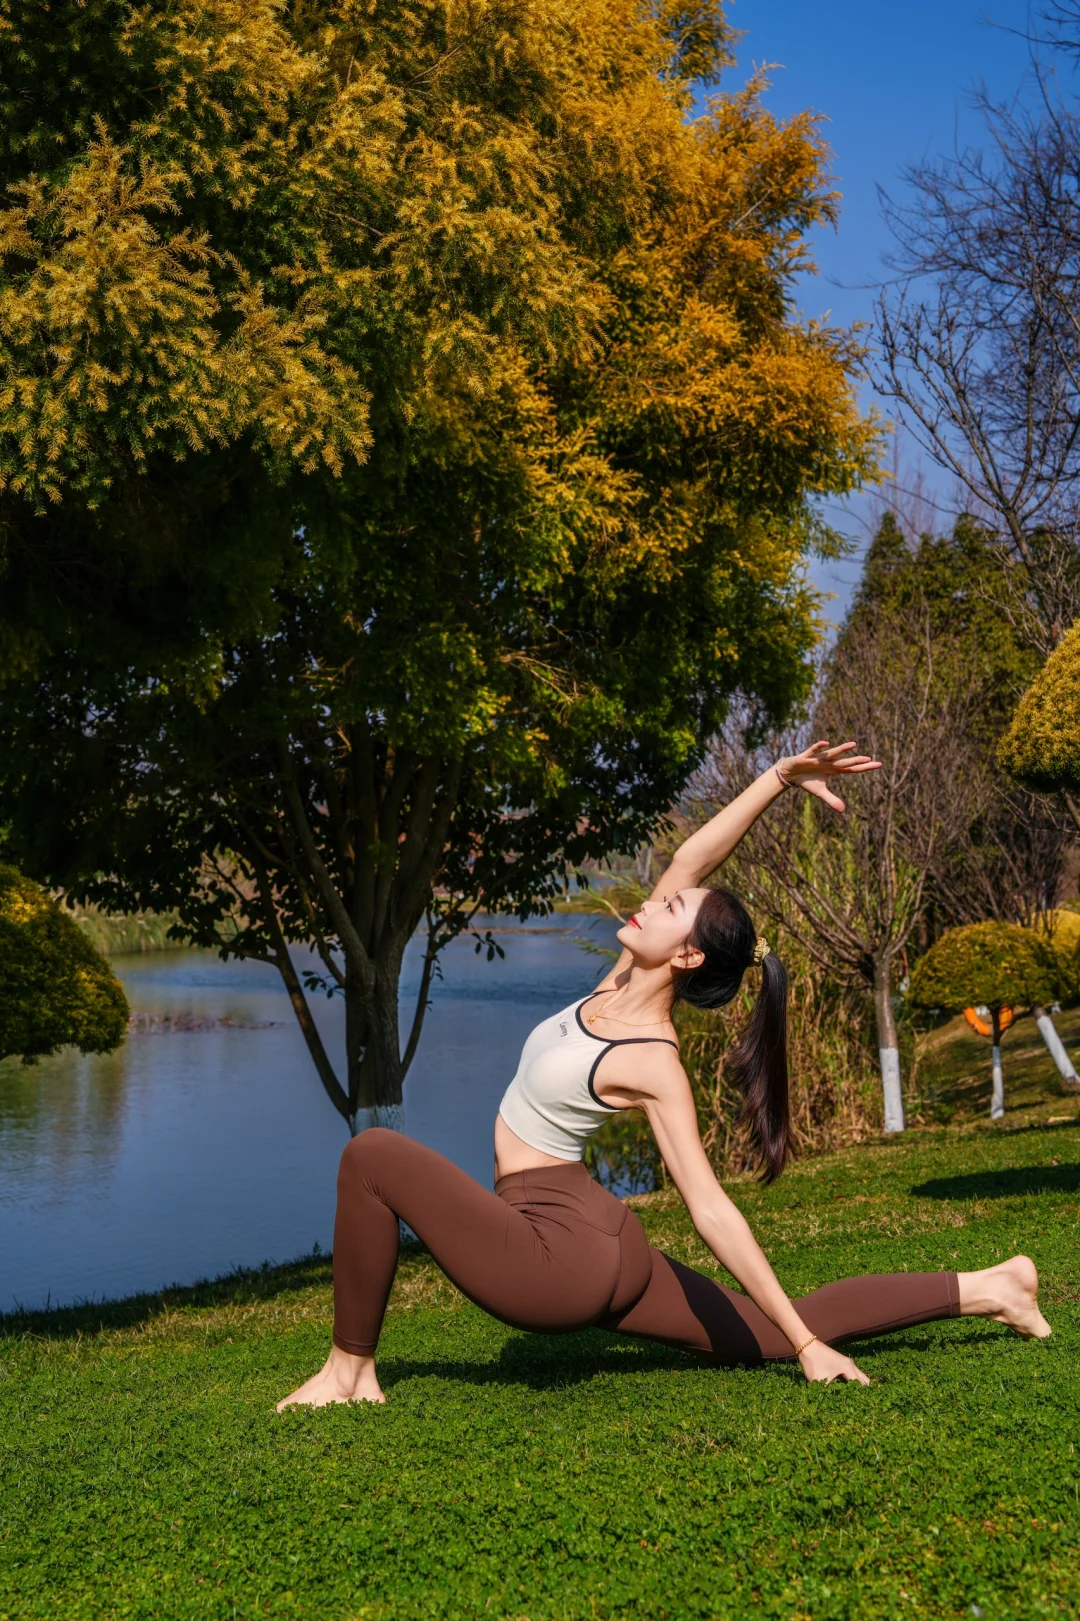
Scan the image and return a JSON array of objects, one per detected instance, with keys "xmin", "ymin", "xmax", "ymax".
[
  {"xmin": 3, "ymin": 1087, "xmax": 1080, "ymax": 1621},
  {"xmin": 908, "ymin": 1002, "xmax": 1080, "ymax": 1127}
]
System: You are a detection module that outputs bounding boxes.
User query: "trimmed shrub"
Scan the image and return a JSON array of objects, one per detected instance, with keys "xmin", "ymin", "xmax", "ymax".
[
  {"xmin": 0, "ymin": 865, "xmax": 129, "ymax": 1063},
  {"xmin": 998, "ymin": 621, "xmax": 1080, "ymax": 793},
  {"xmin": 1045, "ymin": 909, "xmax": 1080, "ymax": 1005},
  {"xmin": 909, "ymin": 921, "xmax": 1062, "ymax": 1020}
]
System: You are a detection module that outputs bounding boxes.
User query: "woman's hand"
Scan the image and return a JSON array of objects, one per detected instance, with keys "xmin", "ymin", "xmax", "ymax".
[
  {"xmin": 776, "ymin": 739, "xmax": 882, "ymax": 814},
  {"xmin": 798, "ymin": 1339, "xmax": 871, "ymax": 1386}
]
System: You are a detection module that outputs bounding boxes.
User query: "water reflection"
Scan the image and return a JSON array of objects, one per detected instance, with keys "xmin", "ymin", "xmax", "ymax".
[
  {"xmin": 0, "ymin": 1041, "xmax": 133, "ymax": 1195},
  {"xmin": 0, "ymin": 915, "xmax": 617, "ymax": 1311}
]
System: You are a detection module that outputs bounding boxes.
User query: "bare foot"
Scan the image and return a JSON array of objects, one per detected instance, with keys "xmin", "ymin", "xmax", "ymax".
[
  {"xmin": 960, "ymin": 1255, "xmax": 1052, "ymax": 1341},
  {"xmin": 276, "ymin": 1348, "xmax": 386, "ymax": 1411}
]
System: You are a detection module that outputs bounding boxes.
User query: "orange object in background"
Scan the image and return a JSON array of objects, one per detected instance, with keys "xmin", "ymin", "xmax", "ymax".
[{"xmin": 963, "ymin": 1006, "xmax": 1015, "ymax": 1039}]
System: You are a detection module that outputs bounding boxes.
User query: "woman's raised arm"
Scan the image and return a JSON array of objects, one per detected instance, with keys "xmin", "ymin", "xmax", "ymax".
[
  {"xmin": 595, "ymin": 741, "xmax": 881, "ymax": 988},
  {"xmin": 664, "ymin": 739, "xmax": 881, "ymax": 889}
]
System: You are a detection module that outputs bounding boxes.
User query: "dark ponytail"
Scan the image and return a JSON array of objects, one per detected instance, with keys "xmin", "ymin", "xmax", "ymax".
[{"xmin": 673, "ymin": 888, "xmax": 790, "ymax": 1184}]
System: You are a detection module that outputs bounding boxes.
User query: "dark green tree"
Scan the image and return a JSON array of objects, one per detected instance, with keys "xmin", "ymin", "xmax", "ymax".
[
  {"xmin": 847, "ymin": 515, "xmax": 1072, "ymax": 932},
  {"xmin": 0, "ymin": 866, "xmax": 128, "ymax": 1063},
  {"xmin": 685, "ymin": 512, "xmax": 1074, "ymax": 1134}
]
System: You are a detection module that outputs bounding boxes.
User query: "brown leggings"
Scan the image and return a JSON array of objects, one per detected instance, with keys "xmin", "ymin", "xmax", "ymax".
[{"xmin": 332, "ymin": 1130, "xmax": 960, "ymax": 1362}]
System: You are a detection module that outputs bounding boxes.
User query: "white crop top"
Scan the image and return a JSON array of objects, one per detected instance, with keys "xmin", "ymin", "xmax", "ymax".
[{"xmin": 497, "ymin": 993, "xmax": 678, "ymax": 1161}]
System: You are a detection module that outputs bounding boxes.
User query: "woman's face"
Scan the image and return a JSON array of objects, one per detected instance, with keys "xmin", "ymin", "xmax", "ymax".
[{"xmin": 614, "ymin": 887, "xmax": 712, "ymax": 971}]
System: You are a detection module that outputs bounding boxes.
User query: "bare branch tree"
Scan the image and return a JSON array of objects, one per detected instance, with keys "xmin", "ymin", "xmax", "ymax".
[
  {"xmin": 688, "ymin": 607, "xmax": 983, "ymax": 1133},
  {"xmin": 876, "ymin": 67, "xmax": 1080, "ymax": 656}
]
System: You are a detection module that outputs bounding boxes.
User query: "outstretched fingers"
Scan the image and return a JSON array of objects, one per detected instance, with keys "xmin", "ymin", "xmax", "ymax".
[{"xmin": 801, "ymin": 741, "xmax": 882, "ymax": 775}]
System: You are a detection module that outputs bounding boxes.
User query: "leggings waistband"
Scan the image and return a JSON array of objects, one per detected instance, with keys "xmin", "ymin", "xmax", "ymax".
[{"xmin": 494, "ymin": 1160, "xmax": 590, "ymax": 1197}]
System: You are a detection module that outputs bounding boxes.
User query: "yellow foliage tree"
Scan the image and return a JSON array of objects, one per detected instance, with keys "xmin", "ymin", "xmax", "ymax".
[{"xmin": 0, "ymin": 1, "xmax": 880, "ymax": 1128}]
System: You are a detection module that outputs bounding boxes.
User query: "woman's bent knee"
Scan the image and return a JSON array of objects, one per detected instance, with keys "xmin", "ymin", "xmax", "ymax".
[{"xmin": 337, "ymin": 1126, "xmax": 413, "ymax": 1193}]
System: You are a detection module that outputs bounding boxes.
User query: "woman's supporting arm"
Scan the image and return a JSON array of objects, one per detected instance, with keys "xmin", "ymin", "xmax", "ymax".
[
  {"xmin": 607, "ymin": 1048, "xmax": 869, "ymax": 1382},
  {"xmin": 640, "ymin": 1063, "xmax": 813, "ymax": 1344}
]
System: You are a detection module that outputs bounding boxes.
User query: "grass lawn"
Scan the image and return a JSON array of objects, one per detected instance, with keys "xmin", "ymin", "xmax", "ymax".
[{"xmin": 3, "ymin": 1046, "xmax": 1080, "ymax": 1619}]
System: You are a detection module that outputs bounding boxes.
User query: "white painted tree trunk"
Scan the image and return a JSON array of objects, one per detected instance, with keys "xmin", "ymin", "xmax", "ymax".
[
  {"xmin": 879, "ymin": 1047, "xmax": 905, "ymax": 1134},
  {"xmin": 873, "ymin": 954, "xmax": 904, "ymax": 1133},
  {"xmin": 1033, "ymin": 1006, "xmax": 1080, "ymax": 1084},
  {"xmin": 990, "ymin": 1046, "xmax": 1005, "ymax": 1120},
  {"xmin": 350, "ymin": 1103, "xmax": 406, "ymax": 1136}
]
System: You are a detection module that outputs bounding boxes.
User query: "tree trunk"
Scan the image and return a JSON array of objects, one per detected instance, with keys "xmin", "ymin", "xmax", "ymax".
[
  {"xmin": 873, "ymin": 954, "xmax": 905, "ymax": 1134},
  {"xmin": 1032, "ymin": 1005, "xmax": 1080, "ymax": 1086},
  {"xmin": 990, "ymin": 1008, "xmax": 1005, "ymax": 1120},
  {"xmin": 346, "ymin": 965, "xmax": 408, "ymax": 1137}
]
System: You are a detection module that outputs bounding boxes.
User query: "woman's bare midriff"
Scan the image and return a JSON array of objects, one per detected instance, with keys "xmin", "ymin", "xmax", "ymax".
[{"xmin": 493, "ymin": 1113, "xmax": 576, "ymax": 1181}]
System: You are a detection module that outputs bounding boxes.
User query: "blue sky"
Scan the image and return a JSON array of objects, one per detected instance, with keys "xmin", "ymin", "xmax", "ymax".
[{"xmin": 719, "ymin": 0, "xmax": 1037, "ymax": 616}]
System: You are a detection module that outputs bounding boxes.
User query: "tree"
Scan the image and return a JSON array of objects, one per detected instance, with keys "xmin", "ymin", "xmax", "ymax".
[
  {"xmin": 874, "ymin": 21, "xmax": 1080, "ymax": 835},
  {"xmin": 0, "ymin": 865, "xmax": 128, "ymax": 1063},
  {"xmin": 681, "ymin": 510, "xmax": 1078, "ymax": 1134},
  {"xmin": 875, "ymin": 69, "xmax": 1080, "ymax": 660},
  {"xmin": 837, "ymin": 514, "xmax": 1079, "ymax": 1091},
  {"xmin": 847, "ymin": 521, "xmax": 1073, "ymax": 937},
  {"xmin": 0, "ymin": 0, "xmax": 878, "ymax": 1133},
  {"xmin": 690, "ymin": 521, "xmax": 984, "ymax": 1134},
  {"xmin": 1033, "ymin": 909, "xmax": 1080, "ymax": 1085},
  {"xmin": 908, "ymin": 921, "xmax": 1062, "ymax": 1118},
  {"xmin": 999, "ymin": 621, "xmax": 1080, "ymax": 796},
  {"xmin": 1048, "ymin": 908, "xmax": 1080, "ymax": 1000}
]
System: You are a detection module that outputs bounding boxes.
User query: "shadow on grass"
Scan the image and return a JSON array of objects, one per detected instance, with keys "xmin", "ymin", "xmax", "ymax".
[
  {"xmin": 0, "ymin": 1247, "xmax": 339, "ymax": 1342},
  {"xmin": 911, "ymin": 1163, "xmax": 1080, "ymax": 1200},
  {"xmin": 370, "ymin": 1318, "xmax": 1004, "ymax": 1397}
]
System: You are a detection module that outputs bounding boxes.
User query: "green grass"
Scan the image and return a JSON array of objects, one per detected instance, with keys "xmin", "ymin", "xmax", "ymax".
[
  {"xmin": 3, "ymin": 1113, "xmax": 1080, "ymax": 1621},
  {"xmin": 909, "ymin": 1002, "xmax": 1080, "ymax": 1126}
]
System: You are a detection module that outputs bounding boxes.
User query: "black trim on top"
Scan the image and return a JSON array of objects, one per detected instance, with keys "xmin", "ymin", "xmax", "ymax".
[
  {"xmin": 575, "ymin": 995, "xmax": 679, "ymax": 1050},
  {"xmin": 575, "ymin": 993, "xmax": 613, "ymax": 1041},
  {"xmin": 587, "ymin": 1040, "xmax": 676, "ymax": 1110},
  {"xmin": 576, "ymin": 995, "xmax": 679, "ymax": 1111}
]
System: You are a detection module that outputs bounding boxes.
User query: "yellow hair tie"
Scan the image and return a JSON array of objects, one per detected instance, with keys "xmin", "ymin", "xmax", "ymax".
[{"xmin": 752, "ymin": 936, "xmax": 771, "ymax": 965}]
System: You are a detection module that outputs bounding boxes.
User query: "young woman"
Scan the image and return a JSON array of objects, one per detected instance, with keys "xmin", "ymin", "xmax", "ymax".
[{"xmin": 278, "ymin": 741, "xmax": 1051, "ymax": 1409}]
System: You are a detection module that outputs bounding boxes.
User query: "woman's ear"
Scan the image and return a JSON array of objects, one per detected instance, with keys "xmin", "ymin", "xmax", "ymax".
[{"xmin": 672, "ymin": 943, "xmax": 705, "ymax": 972}]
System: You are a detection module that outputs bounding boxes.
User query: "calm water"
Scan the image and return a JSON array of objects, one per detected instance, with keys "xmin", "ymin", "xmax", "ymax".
[{"xmin": 0, "ymin": 916, "xmax": 619, "ymax": 1312}]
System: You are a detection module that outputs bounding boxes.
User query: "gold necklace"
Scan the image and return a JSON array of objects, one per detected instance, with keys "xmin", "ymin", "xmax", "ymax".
[{"xmin": 585, "ymin": 999, "xmax": 671, "ymax": 1029}]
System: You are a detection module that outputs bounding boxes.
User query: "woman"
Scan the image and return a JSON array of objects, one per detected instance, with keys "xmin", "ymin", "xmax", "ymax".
[{"xmin": 278, "ymin": 741, "xmax": 1050, "ymax": 1408}]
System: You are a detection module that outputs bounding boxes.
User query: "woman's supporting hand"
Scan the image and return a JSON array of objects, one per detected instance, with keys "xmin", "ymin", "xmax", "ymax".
[
  {"xmin": 798, "ymin": 1339, "xmax": 871, "ymax": 1386},
  {"xmin": 776, "ymin": 740, "xmax": 882, "ymax": 814}
]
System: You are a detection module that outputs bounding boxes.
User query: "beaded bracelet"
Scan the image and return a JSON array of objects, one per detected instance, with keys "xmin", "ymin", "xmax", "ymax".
[{"xmin": 791, "ymin": 1332, "xmax": 819, "ymax": 1356}]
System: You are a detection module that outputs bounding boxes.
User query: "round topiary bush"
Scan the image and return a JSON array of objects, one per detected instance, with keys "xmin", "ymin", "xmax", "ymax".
[
  {"xmin": 909, "ymin": 921, "xmax": 1062, "ymax": 1019},
  {"xmin": 0, "ymin": 864, "xmax": 129, "ymax": 1063},
  {"xmin": 1045, "ymin": 909, "xmax": 1080, "ymax": 1006},
  {"xmin": 909, "ymin": 922, "xmax": 1063, "ymax": 1119},
  {"xmin": 998, "ymin": 620, "xmax": 1080, "ymax": 794}
]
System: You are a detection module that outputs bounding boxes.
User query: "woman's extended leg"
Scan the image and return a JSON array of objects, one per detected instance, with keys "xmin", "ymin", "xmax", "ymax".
[
  {"xmin": 278, "ymin": 1131, "xmax": 625, "ymax": 1409},
  {"xmin": 602, "ymin": 1246, "xmax": 1049, "ymax": 1364}
]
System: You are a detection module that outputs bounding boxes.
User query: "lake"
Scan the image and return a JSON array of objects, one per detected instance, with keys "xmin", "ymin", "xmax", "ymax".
[{"xmin": 0, "ymin": 915, "xmax": 619, "ymax": 1313}]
